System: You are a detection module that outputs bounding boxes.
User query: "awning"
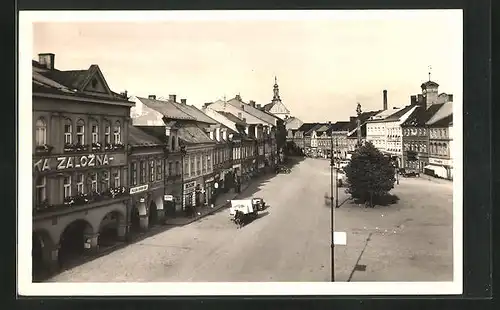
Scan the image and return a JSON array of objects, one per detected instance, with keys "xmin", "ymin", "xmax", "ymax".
[{"xmin": 424, "ymin": 165, "xmax": 448, "ymax": 178}]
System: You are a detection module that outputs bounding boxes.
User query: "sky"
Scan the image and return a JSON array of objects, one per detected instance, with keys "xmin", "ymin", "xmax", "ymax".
[{"xmin": 30, "ymin": 10, "xmax": 462, "ymax": 123}]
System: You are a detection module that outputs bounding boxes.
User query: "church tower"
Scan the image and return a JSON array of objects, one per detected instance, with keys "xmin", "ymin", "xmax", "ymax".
[
  {"xmin": 263, "ymin": 76, "xmax": 291, "ymax": 120},
  {"xmin": 273, "ymin": 76, "xmax": 281, "ymax": 101}
]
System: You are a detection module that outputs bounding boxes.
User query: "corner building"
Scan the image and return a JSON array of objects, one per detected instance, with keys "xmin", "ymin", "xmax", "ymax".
[{"xmin": 32, "ymin": 54, "xmax": 133, "ymax": 279}]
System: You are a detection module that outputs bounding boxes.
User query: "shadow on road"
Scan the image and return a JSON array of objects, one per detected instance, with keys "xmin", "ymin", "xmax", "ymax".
[{"xmin": 351, "ymin": 194, "xmax": 400, "ymax": 207}]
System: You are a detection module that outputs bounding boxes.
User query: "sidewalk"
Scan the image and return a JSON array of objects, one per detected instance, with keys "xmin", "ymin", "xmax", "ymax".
[{"xmin": 164, "ymin": 183, "xmax": 251, "ymax": 226}]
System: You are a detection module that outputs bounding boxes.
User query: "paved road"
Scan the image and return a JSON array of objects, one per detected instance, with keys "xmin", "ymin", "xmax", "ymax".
[{"xmin": 49, "ymin": 158, "xmax": 453, "ymax": 282}]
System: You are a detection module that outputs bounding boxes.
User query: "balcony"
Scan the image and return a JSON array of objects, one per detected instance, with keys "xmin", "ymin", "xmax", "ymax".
[{"xmin": 34, "ymin": 187, "xmax": 129, "ymax": 217}]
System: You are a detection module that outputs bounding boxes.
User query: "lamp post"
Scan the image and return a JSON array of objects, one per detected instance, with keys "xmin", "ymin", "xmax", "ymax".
[
  {"xmin": 328, "ymin": 122, "xmax": 335, "ymax": 282},
  {"xmin": 335, "ymin": 137, "xmax": 339, "ymax": 209},
  {"xmin": 180, "ymin": 145, "xmax": 187, "ymax": 213},
  {"xmin": 356, "ymin": 103, "xmax": 362, "ymax": 147}
]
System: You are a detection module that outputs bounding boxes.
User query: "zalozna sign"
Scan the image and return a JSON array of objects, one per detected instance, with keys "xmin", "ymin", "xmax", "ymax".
[{"xmin": 33, "ymin": 154, "xmax": 113, "ymax": 172}]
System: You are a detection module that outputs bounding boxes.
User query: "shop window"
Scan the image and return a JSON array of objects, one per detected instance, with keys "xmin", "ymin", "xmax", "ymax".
[
  {"xmin": 90, "ymin": 173, "xmax": 98, "ymax": 192},
  {"xmin": 64, "ymin": 118, "xmax": 72, "ymax": 144},
  {"xmin": 63, "ymin": 175, "xmax": 71, "ymax": 198},
  {"xmin": 76, "ymin": 173, "xmax": 85, "ymax": 194},
  {"xmin": 35, "ymin": 118, "xmax": 47, "ymax": 146},
  {"xmin": 131, "ymin": 162, "xmax": 138, "ymax": 186},
  {"xmin": 76, "ymin": 119, "xmax": 85, "ymax": 145},
  {"xmin": 104, "ymin": 120, "xmax": 111, "ymax": 145},
  {"xmin": 91, "ymin": 121, "xmax": 99, "ymax": 144},
  {"xmin": 150, "ymin": 160, "xmax": 155, "ymax": 182},
  {"xmin": 102, "ymin": 170, "xmax": 110, "ymax": 191},
  {"xmin": 113, "ymin": 169, "xmax": 121, "ymax": 187},
  {"xmin": 35, "ymin": 176, "xmax": 46, "ymax": 204},
  {"xmin": 113, "ymin": 121, "xmax": 122, "ymax": 144},
  {"xmin": 156, "ymin": 159, "xmax": 163, "ymax": 181},
  {"xmin": 140, "ymin": 161, "xmax": 146, "ymax": 184}
]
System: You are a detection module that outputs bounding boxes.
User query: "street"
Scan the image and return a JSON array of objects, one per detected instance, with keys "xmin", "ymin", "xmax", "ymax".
[{"xmin": 49, "ymin": 158, "xmax": 454, "ymax": 282}]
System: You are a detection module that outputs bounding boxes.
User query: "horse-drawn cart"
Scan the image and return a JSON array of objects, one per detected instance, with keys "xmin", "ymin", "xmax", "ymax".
[{"xmin": 229, "ymin": 198, "xmax": 266, "ymax": 228}]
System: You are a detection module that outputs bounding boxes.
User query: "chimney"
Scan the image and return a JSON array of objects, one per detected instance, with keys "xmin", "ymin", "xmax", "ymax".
[
  {"xmin": 448, "ymin": 94, "xmax": 453, "ymax": 102},
  {"xmin": 180, "ymin": 99, "xmax": 187, "ymax": 105},
  {"xmin": 242, "ymin": 118, "xmax": 247, "ymax": 123},
  {"xmin": 241, "ymin": 104, "xmax": 245, "ymax": 110},
  {"xmin": 383, "ymin": 89, "xmax": 388, "ymax": 110},
  {"xmin": 249, "ymin": 100, "xmax": 256, "ymax": 108},
  {"xmin": 38, "ymin": 53, "xmax": 55, "ymax": 70},
  {"xmin": 148, "ymin": 95, "xmax": 156, "ymax": 100},
  {"xmin": 235, "ymin": 94, "xmax": 241, "ymax": 101},
  {"xmin": 410, "ymin": 95, "xmax": 417, "ymax": 106},
  {"xmin": 203, "ymin": 102, "xmax": 211, "ymax": 109},
  {"xmin": 169, "ymin": 94, "xmax": 177, "ymax": 102},
  {"xmin": 350, "ymin": 116, "xmax": 356, "ymax": 123},
  {"xmin": 417, "ymin": 94, "xmax": 424, "ymax": 105},
  {"xmin": 256, "ymin": 104, "xmax": 261, "ymax": 109}
]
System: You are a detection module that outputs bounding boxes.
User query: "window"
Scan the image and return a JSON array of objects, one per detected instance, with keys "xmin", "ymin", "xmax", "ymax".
[
  {"xmin": 64, "ymin": 118, "xmax": 72, "ymax": 144},
  {"xmin": 90, "ymin": 173, "xmax": 98, "ymax": 192},
  {"xmin": 190, "ymin": 157, "xmax": 195, "ymax": 176},
  {"xmin": 184, "ymin": 159, "xmax": 189, "ymax": 176},
  {"xmin": 156, "ymin": 159, "xmax": 163, "ymax": 181},
  {"xmin": 91, "ymin": 121, "xmax": 99, "ymax": 144},
  {"xmin": 76, "ymin": 173, "xmax": 85, "ymax": 194},
  {"xmin": 102, "ymin": 170, "xmax": 110, "ymax": 191},
  {"xmin": 63, "ymin": 175, "xmax": 71, "ymax": 198},
  {"xmin": 197, "ymin": 155, "xmax": 201, "ymax": 174},
  {"xmin": 114, "ymin": 169, "xmax": 121, "ymax": 187},
  {"xmin": 175, "ymin": 161, "xmax": 180, "ymax": 176},
  {"xmin": 35, "ymin": 176, "xmax": 46, "ymax": 203},
  {"xmin": 202, "ymin": 153, "xmax": 207, "ymax": 172},
  {"xmin": 76, "ymin": 119, "xmax": 85, "ymax": 145},
  {"xmin": 150, "ymin": 160, "xmax": 155, "ymax": 182},
  {"xmin": 140, "ymin": 161, "xmax": 146, "ymax": 184},
  {"xmin": 104, "ymin": 121, "xmax": 111, "ymax": 144},
  {"xmin": 113, "ymin": 121, "xmax": 121, "ymax": 144},
  {"xmin": 131, "ymin": 162, "xmax": 138, "ymax": 185},
  {"xmin": 35, "ymin": 118, "xmax": 47, "ymax": 146},
  {"xmin": 168, "ymin": 162, "xmax": 173, "ymax": 177}
]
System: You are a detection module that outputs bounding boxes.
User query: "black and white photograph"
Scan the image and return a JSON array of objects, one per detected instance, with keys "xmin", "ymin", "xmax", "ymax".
[{"xmin": 19, "ymin": 10, "xmax": 463, "ymax": 295}]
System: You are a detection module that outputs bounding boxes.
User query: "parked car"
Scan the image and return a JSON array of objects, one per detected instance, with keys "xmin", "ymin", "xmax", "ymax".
[{"xmin": 400, "ymin": 168, "xmax": 420, "ymax": 177}]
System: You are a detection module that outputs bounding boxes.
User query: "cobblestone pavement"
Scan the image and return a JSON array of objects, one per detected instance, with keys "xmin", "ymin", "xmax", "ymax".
[{"xmin": 49, "ymin": 158, "xmax": 454, "ymax": 282}]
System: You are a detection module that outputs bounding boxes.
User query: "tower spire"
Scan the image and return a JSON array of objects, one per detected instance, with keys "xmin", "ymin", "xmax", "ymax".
[
  {"xmin": 428, "ymin": 65, "xmax": 432, "ymax": 81},
  {"xmin": 273, "ymin": 76, "xmax": 280, "ymax": 100},
  {"xmin": 275, "ymin": 76, "xmax": 277, "ymax": 85}
]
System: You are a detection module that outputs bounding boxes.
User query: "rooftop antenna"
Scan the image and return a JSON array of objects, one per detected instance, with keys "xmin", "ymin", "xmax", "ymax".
[{"xmin": 428, "ymin": 65, "xmax": 432, "ymax": 81}]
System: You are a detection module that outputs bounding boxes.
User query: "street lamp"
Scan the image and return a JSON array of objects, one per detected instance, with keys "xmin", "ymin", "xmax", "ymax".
[{"xmin": 328, "ymin": 122, "xmax": 335, "ymax": 282}]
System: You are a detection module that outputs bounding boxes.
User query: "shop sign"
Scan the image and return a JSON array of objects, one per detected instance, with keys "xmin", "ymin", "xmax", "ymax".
[
  {"xmin": 33, "ymin": 153, "xmax": 124, "ymax": 172},
  {"xmin": 130, "ymin": 184, "xmax": 149, "ymax": 195},
  {"xmin": 205, "ymin": 177, "xmax": 215, "ymax": 182},
  {"xmin": 429, "ymin": 158, "xmax": 452, "ymax": 166},
  {"xmin": 184, "ymin": 181, "xmax": 196, "ymax": 193},
  {"xmin": 214, "ymin": 183, "xmax": 219, "ymax": 189},
  {"xmin": 164, "ymin": 195, "xmax": 174, "ymax": 201}
]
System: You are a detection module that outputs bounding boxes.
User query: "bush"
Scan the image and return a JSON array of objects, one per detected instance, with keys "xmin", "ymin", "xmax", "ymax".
[{"xmin": 344, "ymin": 142, "xmax": 396, "ymax": 207}]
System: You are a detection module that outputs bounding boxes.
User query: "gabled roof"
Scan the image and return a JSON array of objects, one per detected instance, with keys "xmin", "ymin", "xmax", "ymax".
[
  {"xmin": 383, "ymin": 105, "xmax": 416, "ymax": 122},
  {"xmin": 171, "ymin": 102, "xmax": 218, "ymax": 125},
  {"xmin": 326, "ymin": 121, "xmax": 350, "ymax": 134},
  {"xmin": 297, "ymin": 123, "xmax": 319, "ymax": 133},
  {"xmin": 216, "ymin": 111, "xmax": 247, "ymax": 126},
  {"xmin": 178, "ymin": 126, "xmax": 216, "ymax": 145},
  {"xmin": 426, "ymin": 102, "xmax": 453, "ymax": 125},
  {"xmin": 129, "ymin": 125, "xmax": 164, "ymax": 147},
  {"xmin": 428, "ymin": 113, "xmax": 453, "ymax": 127},
  {"xmin": 401, "ymin": 103, "xmax": 445, "ymax": 127},
  {"xmin": 135, "ymin": 97, "xmax": 196, "ymax": 121},
  {"xmin": 305, "ymin": 123, "xmax": 325, "ymax": 136},
  {"xmin": 33, "ymin": 60, "xmax": 127, "ymax": 102},
  {"xmin": 369, "ymin": 107, "xmax": 404, "ymax": 122},
  {"xmin": 225, "ymin": 96, "xmax": 280, "ymax": 125}
]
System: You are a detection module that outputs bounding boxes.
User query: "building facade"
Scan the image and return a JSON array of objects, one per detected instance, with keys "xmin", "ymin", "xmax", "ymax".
[
  {"xmin": 32, "ymin": 54, "xmax": 133, "ymax": 278},
  {"xmin": 127, "ymin": 125, "xmax": 167, "ymax": 233},
  {"xmin": 426, "ymin": 114, "xmax": 453, "ymax": 179}
]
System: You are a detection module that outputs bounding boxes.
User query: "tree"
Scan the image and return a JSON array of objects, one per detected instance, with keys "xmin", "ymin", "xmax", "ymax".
[{"xmin": 344, "ymin": 141, "xmax": 396, "ymax": 207}]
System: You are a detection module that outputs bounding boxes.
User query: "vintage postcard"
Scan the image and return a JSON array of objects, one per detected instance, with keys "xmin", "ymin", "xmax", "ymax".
[{"xmin": 18, "ymin": 9, "xmax": 463, "ymax": 295}]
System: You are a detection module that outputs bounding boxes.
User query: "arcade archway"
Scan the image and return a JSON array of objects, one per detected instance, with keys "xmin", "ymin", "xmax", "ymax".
[
  {"xmin": 58, "ymin": 219, "xmax": 93, "ymax": 268},
  {"xmin": 98, "ymin": 210, "xmax": 125, "ymax": 247},
  {"xmin": 130, "ymin": 201, "xmax": 146, "ymax": 232},
  {"xmin": 32, "ymin": 230, "xmax": 54, "ymax": 280},
  {"xmin": 148, "ymin": 200, "xmax": 158, "ymax": 227}
]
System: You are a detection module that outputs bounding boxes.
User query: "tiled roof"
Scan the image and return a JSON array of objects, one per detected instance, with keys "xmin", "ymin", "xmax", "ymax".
[
  {"xmin": 369, "ymin": 108, "xmax": 404, "ymax": 122},
  {"xmin": 426, "ymin": 102, "xmax": 453, "ymax": 125},
  {"xmin": 226, "ymin": 97, "xmax": 278, "ymax": 125},
  {"xmin": 171, "ymin": 102, "xmax": 218, "ymax": 124},
  {"xmin": 305, "ymin": 123, "xmax": 325, "ymax": 136},
  {"xmin": 178, "ymin": 126, "xmax": 216, "ymax": 145},
  {"xmin": 383, "ymin": 105, "xmax": 416, "ymax": 122},
  {"xmin": 326, "ymin": 121, "xmax": 350, "ymax": 134},
  {"xmin": 401, "ymin": 103, "xmax": 445, "ymax": 127},
  {"xmin": 297, "ymin": 123, "xmax": 318, "ymax": 132},
  {"xmin": 129, "ymin": 125, "xmax": 164, "ymax": 147},
  {"xmin": 428, "ymin": 113, "xmax": 453, "ymax": 127},
  {"xmin": 216, "ymin": 111, "xmax": 247, "ymax": 126},
  {"xmin": 136, "ymin": 97, "xmax": 196, "ymax": 121}
]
